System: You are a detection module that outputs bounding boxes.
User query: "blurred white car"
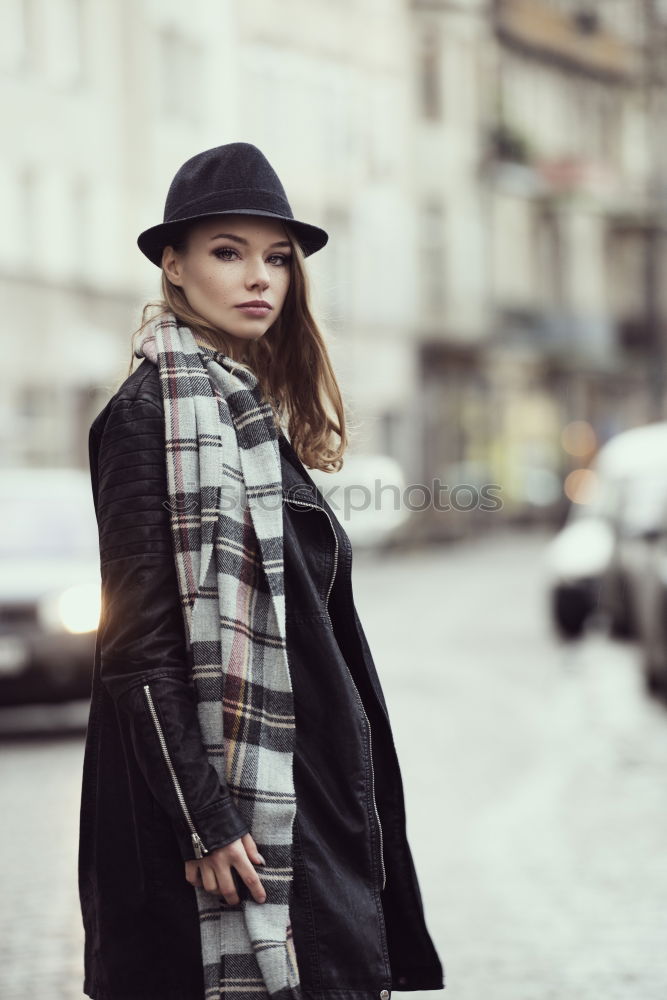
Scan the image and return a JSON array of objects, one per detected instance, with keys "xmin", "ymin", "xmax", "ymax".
[
  {"xmin": 544, "ymin": 422, "xmax": 667, "ymax": 639},
  {"xmin": 0, "ymin": 467, "xmax": 100, "ymax": 705},
  {"xmin": 308, "ymin": 453, "xmax": 409, "ymax": 549}
]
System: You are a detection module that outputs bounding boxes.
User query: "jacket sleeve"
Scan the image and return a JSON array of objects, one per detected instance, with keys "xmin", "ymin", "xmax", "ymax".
[{"xmin": 92, "ymin": 394, "xmax": 250, "ymax": 862}]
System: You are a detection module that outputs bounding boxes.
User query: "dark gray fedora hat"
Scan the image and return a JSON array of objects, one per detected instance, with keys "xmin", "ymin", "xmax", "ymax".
[{"xmin": 137, "ymin": 141, "xmax": 329, "ymax": 267}]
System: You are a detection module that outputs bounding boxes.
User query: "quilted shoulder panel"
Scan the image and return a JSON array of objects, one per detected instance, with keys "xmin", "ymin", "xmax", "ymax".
[
  {"xmin": 94, "ymin": 393, "xmax": 172, "ymax": 565},
  {"xmin": 118, "ymin": 358, "xmax": 162, "ymax": 406}
]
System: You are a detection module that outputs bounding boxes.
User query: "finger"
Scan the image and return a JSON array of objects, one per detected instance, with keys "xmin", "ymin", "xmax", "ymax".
[
  {"xmin": 215, "ymin": 866, "xmax": 240, "ymax": 905},
  {"xmin": 236, "ymin": 858, "xmax": 267, "ymax": 904},
  {"xmin": 191, "ymin": 866, "xmax": 203, "ymax": 886},
  {"xmin": 241, "ymin": 832, "xmax": 266, "ymax": 866},
  {"xmin": 184, "ymin": 860, "xmax": 202, "ymax": 886},
  {"xmin": 200, "ymin": 862, "xmax": 221, "ymax": 896}
]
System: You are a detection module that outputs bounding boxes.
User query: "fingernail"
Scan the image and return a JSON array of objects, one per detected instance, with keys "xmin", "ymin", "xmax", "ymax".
[{"xmin": 257, "ymin": 854, "xmax": 266, "ymax": 865}]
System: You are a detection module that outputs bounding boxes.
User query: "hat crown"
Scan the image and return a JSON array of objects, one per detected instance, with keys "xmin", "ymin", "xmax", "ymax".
[{"xmin": 164, "ymin": 142, "xmax": 292, "ymax": 224}]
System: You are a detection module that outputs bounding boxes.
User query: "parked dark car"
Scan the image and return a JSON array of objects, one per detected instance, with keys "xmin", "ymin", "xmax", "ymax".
[
  {"xmin": 0, "ymin": 468, "xmax": 100, "ymax": 706},
  {"xmin": 544, "ymin": 422, "xmax": 667, "ymax": 640}
]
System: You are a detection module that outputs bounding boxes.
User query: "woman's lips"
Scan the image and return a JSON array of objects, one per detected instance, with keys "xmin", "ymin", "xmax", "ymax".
[{"xmin": 235, "ymin": 305, "xmax": 272, "ymax": 317}]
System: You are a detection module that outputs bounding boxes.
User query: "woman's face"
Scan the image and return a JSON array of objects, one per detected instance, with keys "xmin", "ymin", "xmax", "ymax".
[{"xmin": 161, "ymin": 214, "xmax": 293, "ymax": 352}]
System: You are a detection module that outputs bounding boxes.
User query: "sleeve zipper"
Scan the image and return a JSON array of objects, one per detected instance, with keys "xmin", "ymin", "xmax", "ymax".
[
  {"xmin": 142, "ymin": 683, "xmax": 208, "ymax": 859},
  {"xmin": 284, "ymin": 495, "xmax": 387, "ymax": 891}
]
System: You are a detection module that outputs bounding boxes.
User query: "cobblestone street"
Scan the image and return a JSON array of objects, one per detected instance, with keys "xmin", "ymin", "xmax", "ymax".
[
  {"xmin": 356, "ymin": 528, "xmax": 667, "ymax": 1000},
  {"xmin": 2, "ymin": 527, "xmax": 667, "ymax": 999}
]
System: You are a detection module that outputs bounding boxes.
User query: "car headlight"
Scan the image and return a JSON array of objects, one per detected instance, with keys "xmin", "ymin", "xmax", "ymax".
[{"xmin": 38, "ymin": 583, "xmax": 102, "ymax": 634}]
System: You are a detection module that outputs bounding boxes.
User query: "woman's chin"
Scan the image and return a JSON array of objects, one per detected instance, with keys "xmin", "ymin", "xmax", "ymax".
[
  {"xmin": 226, "ymin": 324, "xmax": 270, "ymax": 343},
  {"xmin": 203, "ymin": 316, "xmax": 269, "ymax": 344}
]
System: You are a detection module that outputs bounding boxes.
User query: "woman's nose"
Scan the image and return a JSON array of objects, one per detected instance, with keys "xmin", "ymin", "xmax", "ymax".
[{"xmin": 246, "ymin": 259, "xmax": 270, "ymax": 288}]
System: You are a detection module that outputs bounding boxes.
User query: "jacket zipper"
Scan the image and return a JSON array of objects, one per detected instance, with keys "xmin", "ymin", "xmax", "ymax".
[
  {"xmin": 284, "ymin": 495, "xmax": 387, "ymax": 891},
  {"xmin": 142, "ymin": 683, "xmax": 208, "ymax": 860}
]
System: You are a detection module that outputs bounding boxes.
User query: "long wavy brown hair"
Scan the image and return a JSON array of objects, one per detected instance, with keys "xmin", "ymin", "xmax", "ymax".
[{"xmin": 127, "ymin": 225, "xmax": 352, "ymax": 472}]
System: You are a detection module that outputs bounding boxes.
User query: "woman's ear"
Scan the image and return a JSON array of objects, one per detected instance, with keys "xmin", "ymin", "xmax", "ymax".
[{"xmin": 161, "ymin": 245, "xmax": 183, "ymax": 286}]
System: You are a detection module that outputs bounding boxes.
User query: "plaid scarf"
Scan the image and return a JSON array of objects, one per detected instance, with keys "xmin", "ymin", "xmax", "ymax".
[{"xmin": 134, "ymin": 312, "xmax": 301, "ymax": 1000}]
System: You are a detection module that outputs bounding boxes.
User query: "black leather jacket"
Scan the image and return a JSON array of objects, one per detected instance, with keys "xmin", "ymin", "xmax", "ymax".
[{"xmin": 78, "ymin": 359, "xmax": 445, "ymax": 1000}]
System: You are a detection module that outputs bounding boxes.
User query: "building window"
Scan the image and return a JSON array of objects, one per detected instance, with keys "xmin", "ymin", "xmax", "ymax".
[
  {"xmin": 419, "ymin": 199, "xmax": 446, "ymax": 320},
  {"xmin": 321, "ymin": 206, "xmax": 352, "ymax": 329},
  {"xmin": 45, "ymin": 0, "xmax": 85, "ymax": 88},
  {"xmin": 597, "ymin": 86, "xmax": 621, "ymax": 163},
  {"xmin": 379, "ymin": 407, "xmax": 402, "ymax": 459},
  {"xmin": 71, "ymin": 173, "xmax": 91, "ymax": 283},
  {"xmin": 15, "ymin": 383, "xmax": 62, "ymax": 464},
  {"xmin": 418, "ymin": 24, "xmax": 442, "ymax": 121},
  {"xmin": 158, "ymin": 27, "xmax": 203, "ymax": 123},
  {"xmin": 0, "ymin": 0, "xmax": 34, "ymax": 74},
  {"xmin": 18, "ymin": 163, "xmax": 39, "ymax": 270},
  {"xmin": 534, "ymin": 209, "xmax": 563, "ymax": 311}
]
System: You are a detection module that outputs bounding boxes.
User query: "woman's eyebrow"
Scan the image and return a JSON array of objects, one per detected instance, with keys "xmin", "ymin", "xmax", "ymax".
[{"xmin": 208, "ymin": 233, "xmax": 291, "ymax": 249}]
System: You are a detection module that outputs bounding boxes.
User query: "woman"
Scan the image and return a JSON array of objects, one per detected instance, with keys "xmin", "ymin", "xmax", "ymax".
[{"xmin": 78, "ymin": 142, "xmax": 445, "ymax": 1000}]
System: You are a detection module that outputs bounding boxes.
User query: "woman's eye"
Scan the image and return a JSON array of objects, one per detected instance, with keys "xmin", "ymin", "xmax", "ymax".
[{"xmin": 213, "ymin": 247, "xmax": 291, "ymax": 266}]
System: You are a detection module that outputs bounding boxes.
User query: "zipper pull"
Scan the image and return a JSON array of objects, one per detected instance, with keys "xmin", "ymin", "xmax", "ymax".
[{"xmin": 191, "ymin": 832, "xmax": 207, "ymax": 859}]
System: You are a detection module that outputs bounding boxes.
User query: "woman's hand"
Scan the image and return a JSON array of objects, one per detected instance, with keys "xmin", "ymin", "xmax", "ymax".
[{"xmin": 184, "ymin": 832, "xmax": 267, "ymax": 904}]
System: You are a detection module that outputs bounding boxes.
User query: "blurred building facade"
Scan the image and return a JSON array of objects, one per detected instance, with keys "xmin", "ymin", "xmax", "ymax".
[
  {"xmin": 411, "ymin": 0, "xmax": 667, "ymax": 537},
  {"xmin": 2, "ymin": 0, "xmax": 667, "ymax": 538}
]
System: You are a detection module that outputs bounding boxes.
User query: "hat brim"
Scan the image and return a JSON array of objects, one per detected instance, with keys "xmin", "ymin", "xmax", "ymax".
[{"xmin": 137, "ymin": 209, "xmax": 328, "ymax": 267}]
